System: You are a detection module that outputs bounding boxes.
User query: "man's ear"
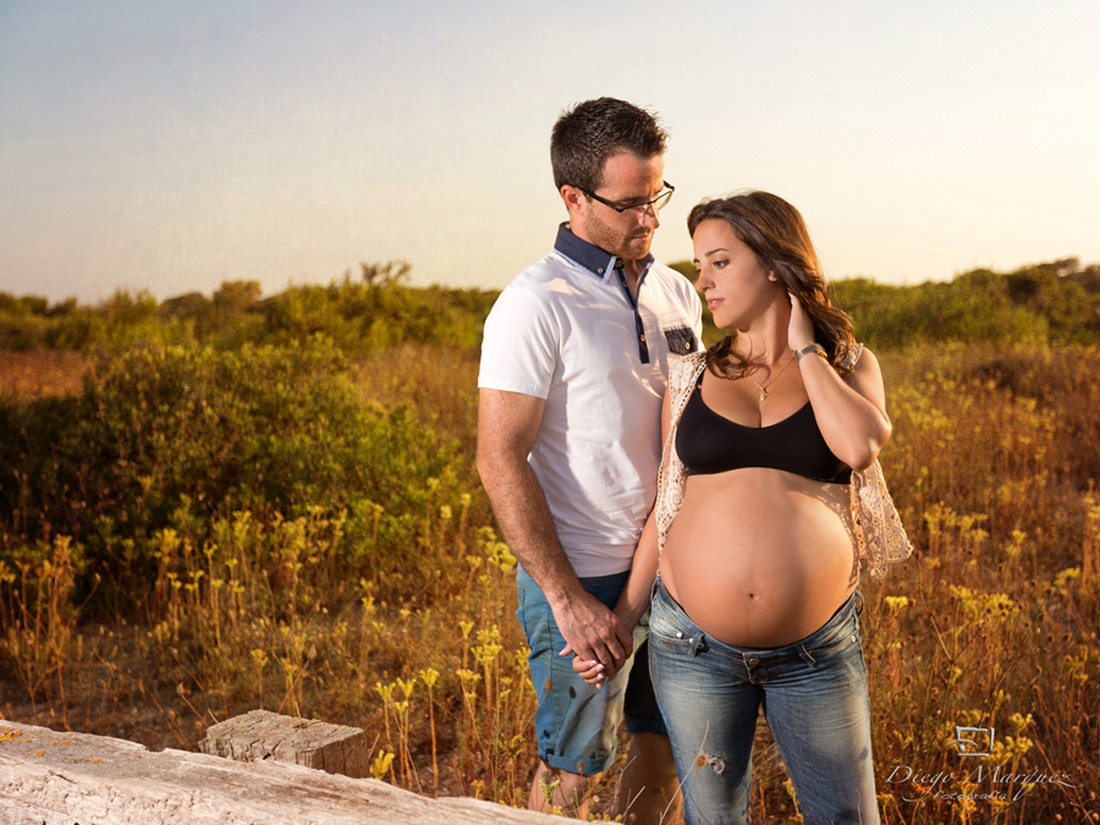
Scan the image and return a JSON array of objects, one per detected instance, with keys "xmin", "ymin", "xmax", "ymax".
[{"xmin": 560, "ymin": 184, "xmax": 586, "ymax": 215}]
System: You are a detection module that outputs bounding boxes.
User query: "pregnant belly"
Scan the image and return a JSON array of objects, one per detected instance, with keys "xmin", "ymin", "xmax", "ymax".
[{"xmin": 660, "ymin": 469, "xmax": 859, "ymax": 648}]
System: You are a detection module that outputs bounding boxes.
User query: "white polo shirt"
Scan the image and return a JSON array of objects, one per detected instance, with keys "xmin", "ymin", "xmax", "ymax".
[{"xmin": 478, "ymin": 224, "xmax": 703, "ymax": 577}]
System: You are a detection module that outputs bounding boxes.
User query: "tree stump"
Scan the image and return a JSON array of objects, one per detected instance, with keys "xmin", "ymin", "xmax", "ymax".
[{"xmin": 199, "ymin": 709, "xmax": 369, "ymax": 778}]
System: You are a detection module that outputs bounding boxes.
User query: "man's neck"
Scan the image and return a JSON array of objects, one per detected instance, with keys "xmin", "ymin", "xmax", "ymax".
[
  {"xmin": 618, "ymin": 258, "xmax": 644, "ymax": 297},
  {"xmin": 554, "ymin": 224, "xmax": 652, "ymax": 292}
]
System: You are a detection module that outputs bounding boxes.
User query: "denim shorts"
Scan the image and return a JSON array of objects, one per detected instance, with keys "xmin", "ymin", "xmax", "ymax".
[
  {"xmin": 649, "ymin": 579, "xmax": 879, "ymax": 825},
  {"xmin": 515, "ymin": 564, "xmax": 666, "ymax": 774}
]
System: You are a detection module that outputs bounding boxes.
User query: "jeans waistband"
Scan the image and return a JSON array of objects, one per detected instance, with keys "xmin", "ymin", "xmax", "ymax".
[{"xmin": 653, "ymin": 577, "xmax": 862, "ymax": 663}]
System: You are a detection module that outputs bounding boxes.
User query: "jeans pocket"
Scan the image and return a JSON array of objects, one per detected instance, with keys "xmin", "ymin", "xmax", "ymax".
[
  {"xmin": 648, "ymin": 599, "xmax": 687, "ymax": 645},
  {"xmin": 650, "ymin": 597, "xmax": 710, "ymax": 659},
  {"xmin": 804, "ymin": 622, "xmax": 862, "ymax": 667}
]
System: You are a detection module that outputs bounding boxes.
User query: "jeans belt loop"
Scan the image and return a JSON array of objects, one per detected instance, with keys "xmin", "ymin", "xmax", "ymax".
[{"xmin": 797, "ymin": 643, "xmax": 817, "ymax": 667}]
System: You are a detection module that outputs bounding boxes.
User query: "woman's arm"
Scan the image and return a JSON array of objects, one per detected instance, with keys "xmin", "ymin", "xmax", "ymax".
[
  {"xmin": 614, "ymin": 384, "xmax": 675, "ymax": 631},
  {"xmin": 788, "ymin": 293, "xmax": 892, "ymax": 469}
]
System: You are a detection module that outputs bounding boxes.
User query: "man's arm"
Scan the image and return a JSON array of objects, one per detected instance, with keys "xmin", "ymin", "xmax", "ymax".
[{"xmin": 476, "ymin": 387, "xmax": 632, "ymax": 666}]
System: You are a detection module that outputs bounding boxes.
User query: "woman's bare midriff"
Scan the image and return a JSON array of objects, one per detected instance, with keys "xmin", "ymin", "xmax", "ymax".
[{"xmin": 661, "ymin": 467, "xmax": 858, "ymax": 649}]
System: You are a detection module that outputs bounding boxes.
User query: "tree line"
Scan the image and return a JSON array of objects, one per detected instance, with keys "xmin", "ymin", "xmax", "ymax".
[{"xmin": 3, "ymin": 257, "xmax": 1099, "ymax": 355}]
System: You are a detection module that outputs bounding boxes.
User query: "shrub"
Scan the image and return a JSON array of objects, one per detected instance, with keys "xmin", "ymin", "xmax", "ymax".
[{"xmin": 0, "ymin": 337, "xmax": 470, "ymax": 617}]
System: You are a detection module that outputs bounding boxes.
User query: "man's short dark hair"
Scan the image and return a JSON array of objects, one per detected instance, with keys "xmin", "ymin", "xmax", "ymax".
[{"xmin": 550, "ymin": 97, "xmax": 668, "ymax": 193}]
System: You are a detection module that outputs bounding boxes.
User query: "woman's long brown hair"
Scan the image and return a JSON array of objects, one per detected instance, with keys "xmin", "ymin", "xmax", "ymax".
[{"xmin": 687, "ymin": 191, "xmax": 858, "ymax": 379}]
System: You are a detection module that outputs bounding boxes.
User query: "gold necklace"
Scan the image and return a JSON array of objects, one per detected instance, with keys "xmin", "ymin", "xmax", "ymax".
[{"xmin": 745, "ymin": 353, "xmax": 796, "ymax": 401}]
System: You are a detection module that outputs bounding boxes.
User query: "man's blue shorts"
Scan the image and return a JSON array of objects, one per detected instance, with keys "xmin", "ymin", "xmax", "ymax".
[{"xmin": 515, "ymin": 564, "xmax": 666, "ymax": 775}]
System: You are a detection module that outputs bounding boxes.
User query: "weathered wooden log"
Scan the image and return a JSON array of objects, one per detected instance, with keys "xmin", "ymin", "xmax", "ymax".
[
  {"xmin": 199, "ymin": 709, "xmax": 369, "ymax": 778},
  {"xmin": 0, "ymin": 718, "xmax": 566, "ymax": 824}
]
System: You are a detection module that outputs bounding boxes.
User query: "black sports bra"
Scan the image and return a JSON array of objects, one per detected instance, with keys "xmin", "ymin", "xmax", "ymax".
[{"xmin": 675, "ymin": 379, "xmax": 852, "ymax": 483}]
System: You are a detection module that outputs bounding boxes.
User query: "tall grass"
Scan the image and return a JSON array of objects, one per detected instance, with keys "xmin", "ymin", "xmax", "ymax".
[{"xmin": 0, "ymin": 342, "xmax": 1097, "ymax": 823}]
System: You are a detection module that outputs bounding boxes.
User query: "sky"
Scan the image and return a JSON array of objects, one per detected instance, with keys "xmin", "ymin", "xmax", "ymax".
[{"xmin": 2, "ymin": 0, "xmax": 1098, "ymax": 305}]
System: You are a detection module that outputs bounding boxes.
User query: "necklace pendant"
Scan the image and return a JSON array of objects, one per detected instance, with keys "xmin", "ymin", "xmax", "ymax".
[{"xmin": 758, "ymin": 387, "xmax": 769, "ymax": 402}]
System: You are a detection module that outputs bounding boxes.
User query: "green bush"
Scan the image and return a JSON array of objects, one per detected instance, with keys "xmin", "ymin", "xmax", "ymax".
[
  {"xmin": 258, "ymin": 277, "xmax": 494, "ymax": 354},
  {"xmin": 0, "ymin": 337, "xmax": 470, "ymax": 617}
]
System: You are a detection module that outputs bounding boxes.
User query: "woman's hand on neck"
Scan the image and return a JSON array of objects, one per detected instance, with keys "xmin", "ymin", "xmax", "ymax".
[{"xmin": 786, "ymin": 291, "xmax": 817, "ymax": 353}]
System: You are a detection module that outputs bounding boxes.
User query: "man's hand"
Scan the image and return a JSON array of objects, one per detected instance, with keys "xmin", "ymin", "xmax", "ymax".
[{"xmin": 556, "ymin": 590, "xmax": 633, "ymax": 680}]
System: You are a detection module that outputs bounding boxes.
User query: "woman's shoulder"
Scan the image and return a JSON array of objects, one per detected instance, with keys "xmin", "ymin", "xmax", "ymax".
[{"xmin": 666, "ymin": 351, "xmax": 707, "ymax": 402}]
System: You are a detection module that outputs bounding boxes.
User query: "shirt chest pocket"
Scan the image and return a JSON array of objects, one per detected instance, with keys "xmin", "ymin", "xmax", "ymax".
[{"xmin": 663, "ymin": 325, "xmax": 697, "ymax": 356}]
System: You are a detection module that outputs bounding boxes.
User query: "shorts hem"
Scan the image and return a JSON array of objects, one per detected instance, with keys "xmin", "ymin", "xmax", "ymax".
[{"xmin": 540, "ymin": 749, "xmax": 617, "ymax": 776}]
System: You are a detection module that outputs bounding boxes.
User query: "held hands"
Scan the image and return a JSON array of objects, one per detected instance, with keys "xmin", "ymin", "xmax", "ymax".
[{"xmin": 554, "ymin": 591, "xmax": 632, "ymax": 689}]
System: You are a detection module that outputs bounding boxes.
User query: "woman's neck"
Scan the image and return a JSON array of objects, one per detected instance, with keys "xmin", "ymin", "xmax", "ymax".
[{"xmin": 737, "ymin": 327, "xmax": 791, "ymax": 366}]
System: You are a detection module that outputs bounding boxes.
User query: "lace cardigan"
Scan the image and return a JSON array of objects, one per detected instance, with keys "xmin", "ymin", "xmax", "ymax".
[{"xmin": 654, "ymin": 347, "xmax": 911, "ymax": 578}]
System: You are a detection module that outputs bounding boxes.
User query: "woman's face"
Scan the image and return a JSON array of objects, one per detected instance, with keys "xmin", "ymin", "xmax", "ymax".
[{"xmin": 692, "ymin": 218, "xmax": 774, "ymax": 330}]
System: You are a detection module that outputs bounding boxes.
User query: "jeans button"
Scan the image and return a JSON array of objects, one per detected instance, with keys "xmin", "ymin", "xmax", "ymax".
[{"xmin": 747, "ymin": 657, "xmax": 760, "ymax": 666}]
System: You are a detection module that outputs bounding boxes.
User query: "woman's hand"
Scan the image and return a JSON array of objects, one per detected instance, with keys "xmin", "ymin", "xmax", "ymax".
[
  {"xmin": 787, "ymin": 291, "xmax": 816, "ymax": 352},
  {"xmin": 570, "ymin": 653, "xmax": 609, "ymax": 689},
  {"xmin": 559, "ymin": 639, "xmax": 621, "ymax": 688}
]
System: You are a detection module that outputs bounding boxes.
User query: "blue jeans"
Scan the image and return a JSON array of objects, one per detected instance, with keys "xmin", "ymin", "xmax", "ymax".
[{"xmin": 648, "ymin": 579, "xmax": 880, "ymax": 825}]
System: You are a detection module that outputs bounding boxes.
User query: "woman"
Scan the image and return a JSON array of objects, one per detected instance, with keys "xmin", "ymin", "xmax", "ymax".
[{"xmin": 575, "ymin": 191, "xmax": 890, "ymax": 824}]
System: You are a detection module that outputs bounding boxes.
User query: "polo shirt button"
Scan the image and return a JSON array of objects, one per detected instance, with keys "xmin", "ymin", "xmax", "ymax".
[{"xmin": 639, "ymin": 334, "xmax": 646, "ymax": 342}]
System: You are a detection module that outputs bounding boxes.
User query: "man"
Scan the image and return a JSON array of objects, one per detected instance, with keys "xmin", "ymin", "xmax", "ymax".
[{"xmin": 477, "ymin": 97, "xmax": 702, "ymax": 823}]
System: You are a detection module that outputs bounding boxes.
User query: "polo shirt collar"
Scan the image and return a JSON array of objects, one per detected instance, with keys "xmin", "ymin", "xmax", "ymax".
[{"xmin": 553, "ymin": 223, "xmax": 654, "ymax": 284}]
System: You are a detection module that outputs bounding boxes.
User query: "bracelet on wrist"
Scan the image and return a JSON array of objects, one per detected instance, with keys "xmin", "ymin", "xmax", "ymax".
[{"xmin": 794, "ymin": 343, "xmax": 827, "ymax": 363}]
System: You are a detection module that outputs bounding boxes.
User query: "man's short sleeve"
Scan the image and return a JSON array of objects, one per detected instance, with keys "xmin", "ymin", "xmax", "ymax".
[{"xmin": 477, "ymin": 284, "xmax": 558, "ymax": 400}]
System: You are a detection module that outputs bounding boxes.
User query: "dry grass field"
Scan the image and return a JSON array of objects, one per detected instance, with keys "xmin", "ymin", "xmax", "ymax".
[{"xmin": 1, "ymin": 342, "xmax": 1097, "ymax": 824}]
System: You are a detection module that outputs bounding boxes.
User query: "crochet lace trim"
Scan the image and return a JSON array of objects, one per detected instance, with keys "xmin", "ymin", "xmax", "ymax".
[{"xmin": 849, "ymin": 460, "xmax": 913, "ymax": 578}]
